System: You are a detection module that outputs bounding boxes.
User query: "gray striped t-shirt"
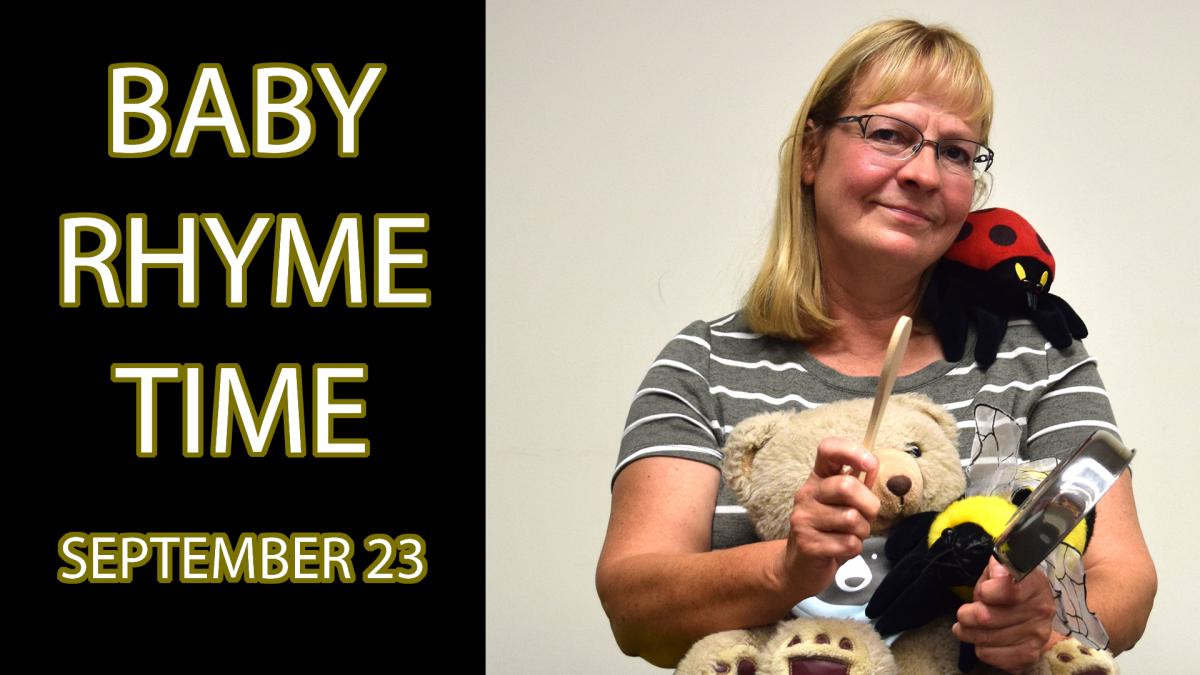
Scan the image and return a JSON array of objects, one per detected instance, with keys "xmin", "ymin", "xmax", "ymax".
[{"xmin": 614, "ymin": 310, "xmax": 1118, "ymax": 549}]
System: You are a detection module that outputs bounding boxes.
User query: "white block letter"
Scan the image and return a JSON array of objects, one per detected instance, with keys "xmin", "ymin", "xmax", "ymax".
[
  {"xmin": 60, "ymin": 213, "xmax": 124, "ymax": 307},
  {"xmin": 112, "ymin": 365, "xmax": 182, "ymax": 457},
  {"xmin": 254, "ymin": 64, "xmax": 314, "ymax": 157},
  {"xmin": 375, "ymin": 214, "xmax": 430, "ymax": 307},
  {"xmin": 313, "ymin": 364, "xmax": 369, "ymax": 457},
  {"xmin": 171, "ymin": 64, "xmax": 249, "ymax": 157},
  {"xmin": 109, "ymin": 64, "xmax": 170, "ymax": 157},
  {"xmin": 313, "ymin": 63, "xmax": 386, "ymax": 157}
]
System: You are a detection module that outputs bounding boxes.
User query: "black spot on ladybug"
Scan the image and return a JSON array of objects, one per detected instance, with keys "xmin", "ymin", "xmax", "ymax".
[
  {"xmin": 988, "ymin": 224, "xmax": 1017, "ymax": 246},
  {"xmin": 1037, "ymin": 233, "xmax": 1051, "ymax": 255},
  {"xmin": 955, "ymin": 222, "xmax": 973, "ymax": 242}
]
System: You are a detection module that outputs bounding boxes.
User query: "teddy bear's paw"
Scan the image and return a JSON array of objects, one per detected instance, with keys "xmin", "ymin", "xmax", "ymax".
[
  {"xmin": 759, "ymin": 618, "xmax": 896, "ymax": 675},
  {"xmin": 1038, "ymin": 639, "xmax": 1118, "ymax": 675},
  {"xmin": 676, "ymin": 629, "xmax": 767, "ymax": 675}
]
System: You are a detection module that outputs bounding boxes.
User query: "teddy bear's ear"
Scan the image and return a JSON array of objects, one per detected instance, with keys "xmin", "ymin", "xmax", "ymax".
[
  {"xmin": 721, "ymin": 411, "xmax": 793, "ymax": 495},
  {"xmin": 893, "ymin": 393, "xmax": 959, "ymax": 445}
]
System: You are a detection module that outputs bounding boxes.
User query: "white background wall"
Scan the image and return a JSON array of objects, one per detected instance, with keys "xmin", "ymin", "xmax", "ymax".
[{"xmin": 487, "ymin": 2, "xmax": 1199, "ymax": 672}]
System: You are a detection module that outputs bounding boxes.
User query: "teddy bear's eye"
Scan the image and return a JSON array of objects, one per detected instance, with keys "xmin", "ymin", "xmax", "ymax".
[{"xmin": 905, "ymin": 443, "xmax": 922, "ymax": 458}]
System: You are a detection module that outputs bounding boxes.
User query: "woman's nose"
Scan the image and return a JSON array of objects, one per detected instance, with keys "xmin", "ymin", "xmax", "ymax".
[{"xmin": 896, "ymin": 142, "xmax": 942, "ymax": 189}]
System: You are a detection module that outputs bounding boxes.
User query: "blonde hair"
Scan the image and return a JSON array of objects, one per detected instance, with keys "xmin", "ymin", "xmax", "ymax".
[{"xmin": 743, "ymin": 19, "xmax": 994, "ymax": 340}]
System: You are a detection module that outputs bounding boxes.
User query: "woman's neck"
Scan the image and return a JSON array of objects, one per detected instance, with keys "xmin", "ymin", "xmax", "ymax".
[{"xmin": 806, "ymin": 270, "xmax": 944, "ymax": 377}]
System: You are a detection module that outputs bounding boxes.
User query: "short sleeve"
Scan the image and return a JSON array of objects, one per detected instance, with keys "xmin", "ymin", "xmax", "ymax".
[
  {"xmin": 1024, "ymin": 339, "xmax": 1120, "ymax": 461},
  {"xmin": 612, "ymin": 320, "xmax": 722, "ymax": 487}
]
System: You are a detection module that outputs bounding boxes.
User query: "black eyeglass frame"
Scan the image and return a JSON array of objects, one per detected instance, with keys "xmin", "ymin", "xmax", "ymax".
[{"xmin": 828, "ymin": 114, "xmax": 995, "ymax": 174}]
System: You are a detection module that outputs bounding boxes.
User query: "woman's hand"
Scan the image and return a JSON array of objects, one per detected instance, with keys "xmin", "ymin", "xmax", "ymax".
[
  {"xmin": 953, "ymin": 559, "xmax": 1057, "ymax": 673},
  {"xmin": 774, "ymin": 437, "xmax": 880, "ymax": 596}
]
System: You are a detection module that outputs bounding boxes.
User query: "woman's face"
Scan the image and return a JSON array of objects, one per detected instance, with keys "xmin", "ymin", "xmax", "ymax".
[{"xmin": 804, "ymin": 83, "xmax": 982, "ymax": 281}]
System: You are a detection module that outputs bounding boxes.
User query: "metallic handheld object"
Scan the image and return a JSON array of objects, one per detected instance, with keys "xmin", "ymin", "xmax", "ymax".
[{"xmin": 992, "ymin": 430, "xmax": 1134, "ymax": 580}]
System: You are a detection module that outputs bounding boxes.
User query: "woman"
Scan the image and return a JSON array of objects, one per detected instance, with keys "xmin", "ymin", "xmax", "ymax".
[{"xmin": 595, "ymin": 19, "xmax": 1155, "ymax": 673}]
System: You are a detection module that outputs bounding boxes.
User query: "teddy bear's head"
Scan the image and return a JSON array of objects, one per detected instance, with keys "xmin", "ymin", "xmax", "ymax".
[{"xmin": 722, "ymin": 393, "xmax": 964, "ymax": 538}]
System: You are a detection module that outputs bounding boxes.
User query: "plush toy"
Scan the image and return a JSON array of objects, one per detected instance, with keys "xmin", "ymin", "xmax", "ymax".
[
  {"xmin": 865, "ymin": 493, "xmax": 1095, "ymax": 672},
  {"xmin": 678, "ymin": 394, "xmax": 963, "ymax": 675},
  {"xmin": 675, "ymin": 396, "xmax": 1117, "ymax": 675},
  {"xmin": 722, "ymin": 394, "xmax": 965, "ymax": 542},
  {"xmin": 922, "ymin": 207, "xmax": 1088, "ymax": 368},
  {"xmin": 678, "ymin": 617, "xmax": 896, "ymax": 675}
]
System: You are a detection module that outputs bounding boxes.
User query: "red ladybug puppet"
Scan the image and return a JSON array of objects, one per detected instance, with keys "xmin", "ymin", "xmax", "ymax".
[{"xmin": 921, "ymin": 208, "xmax": 1088, "ymax": 368}]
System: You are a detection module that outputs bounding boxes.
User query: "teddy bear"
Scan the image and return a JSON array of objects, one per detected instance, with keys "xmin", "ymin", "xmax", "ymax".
[
  {"xmin": 675, "ymin": 394, "xmax": 1117, "ymax": 675},
  {"xmin": 676, "ymin": 616, "xmax": 896, "ymax": 675}
]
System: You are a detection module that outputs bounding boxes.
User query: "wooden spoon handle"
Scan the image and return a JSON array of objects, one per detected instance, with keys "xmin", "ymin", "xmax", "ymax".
[{"xmin": 862, "ymin": 315, "xmax": 913, "ymax": 453}]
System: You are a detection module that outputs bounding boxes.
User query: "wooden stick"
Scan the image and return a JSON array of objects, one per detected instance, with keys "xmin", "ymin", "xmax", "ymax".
[{"xmin": 862, "ymin": 315, "xmax": 913, "ymax": 454}]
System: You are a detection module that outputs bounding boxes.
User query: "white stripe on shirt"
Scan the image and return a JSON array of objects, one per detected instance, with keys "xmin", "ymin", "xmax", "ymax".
[
  {"xmin": 711, "ymin": 330, "xmax": 762, "ymax": 339},
  {"xmin": 612, "ymin": 444, "xmax": 723, "ymax": 477},
  {"xmin": 622, "ymin": 413, "xmax": 716, "ymax": 441},
  {"xmin": 1038, "ymin": 386, "xmax": 1109, "ymax": 402},
  {"xmin": 956, "ymin": 416, "xmax": 1027, "ymax": 430},
  {"xmin": 672, "ymin": 334, "xmax": 712, "ymax": 350},
  {"xmin": 710, "ymin": 385, "xmax": 822, "ymax": 408},
  {"xmin": 649, "ymin": 359, "xmax": 710, "ymax": 384},
  {"xmin": 976, "ymin": 358, "xmax": 1098, "ymax": 394},
  {"xmin": 710, "ymin": 354, "xmax": 807, "ymax": 372},
  {"xmin": 946, "ymin": 346, "xmax": 1050, "ymax": 376},
  {"xmin": 1027, "ymin": 420, "xmax": 1120, "ymax": 443},
  {"xmin": 633, "ymin": 388, "xmax": 706, "ymax": 420}
]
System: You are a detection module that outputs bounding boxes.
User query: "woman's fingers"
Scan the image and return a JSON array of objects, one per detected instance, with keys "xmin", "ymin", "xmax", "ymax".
[
  {"xmin": 792, "ymin": 497, "xmax": 872, "ymax": 539},
  {"xmin": 777, "ymin": 436, "xmax": 886, "ymax": 585},
  {"xmin": 811, "ymin": 437, "xmax": 879, "ymax": 487},
  {"xmin": 954, "ymin": 612, "xmax": 1049, "ymax": 645},
  {"xmin": 953, "ymin": 561, "xmax": 1056, "ymax": 673},
  {"xmin": 976, "ymin": 563, "xmax": 1049, "ymax": 607},
  {"xmin": 791, "ymin": 530, "xmax": 865, "ymax": 560},
  {"xmin": 809, "ymin": 474, "xmax": 881, "ymax": 522},
  {"xmin": 807, "ymin": 438, "xmax": 881, "ymax": 518}
]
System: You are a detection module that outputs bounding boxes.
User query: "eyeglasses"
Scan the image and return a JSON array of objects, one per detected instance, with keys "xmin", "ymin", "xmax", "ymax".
[{"xmin": 828, "ymin": 114, "xmax": 994, "ymax": 177}]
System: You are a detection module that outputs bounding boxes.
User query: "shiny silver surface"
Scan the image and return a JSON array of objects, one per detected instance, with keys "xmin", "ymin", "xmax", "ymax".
[{"xmin": 993, "ymin": 430, "xmax": 1134, "ymax": 580}]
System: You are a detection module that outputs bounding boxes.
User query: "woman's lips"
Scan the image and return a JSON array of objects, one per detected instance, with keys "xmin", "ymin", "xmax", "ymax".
[{"xmin": 878, "ymin": 203, "xmax": 934, "ymax": 225}]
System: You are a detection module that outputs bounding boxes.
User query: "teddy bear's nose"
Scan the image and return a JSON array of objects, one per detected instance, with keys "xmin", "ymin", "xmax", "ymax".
[{"xmin": 886, "ymin": 476, "xmax": 912, "ymax": 497}]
